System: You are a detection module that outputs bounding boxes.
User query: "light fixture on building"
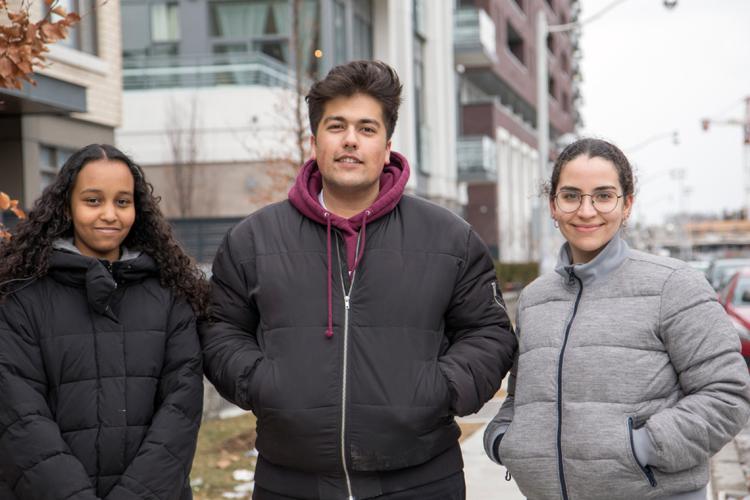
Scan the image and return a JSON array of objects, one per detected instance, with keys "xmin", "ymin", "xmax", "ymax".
[{"xmin": 314, "ymin": 49, "xmax": 323, "ymax": 58}]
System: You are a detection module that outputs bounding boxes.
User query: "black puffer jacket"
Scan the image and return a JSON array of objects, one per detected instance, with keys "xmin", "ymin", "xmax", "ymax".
[
  {"xmin": 0, "ymin": 249, "xmax": 203, "ymax": 499},
  {"xmin": 200, "ymin": 195, "xmax": 516, "ymax": 498}
]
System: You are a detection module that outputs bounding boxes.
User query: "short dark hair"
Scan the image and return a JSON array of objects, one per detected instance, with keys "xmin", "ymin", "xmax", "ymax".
[
  {"xmin": 306, "ymin": 60, "xmax": 403, "ymax": 140},
  {"xmin": 547, "ymin": 138, "xmax": 636, "ymax": 199}
]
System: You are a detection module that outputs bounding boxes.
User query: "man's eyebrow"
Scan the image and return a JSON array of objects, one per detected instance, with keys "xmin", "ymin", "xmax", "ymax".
[{"xmin": 322, "ymin": 116, "xmax": 382, "ymax": 126}]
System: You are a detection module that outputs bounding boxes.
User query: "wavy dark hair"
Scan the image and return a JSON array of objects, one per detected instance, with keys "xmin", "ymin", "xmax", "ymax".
[
  {"xmin": 0, "ymin": 144, "xmax": 209, "ymax": 317},
  {"xmin": 545, "ymin": 137, "xmax": 636, "ymax": 200}
]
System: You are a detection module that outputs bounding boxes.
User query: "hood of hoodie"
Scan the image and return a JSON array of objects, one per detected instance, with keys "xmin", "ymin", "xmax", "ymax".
[
  {"xmin": 288, "ymin": 150, "xmax": 410, "ymax": 273},
  {"xmin": 288, "ymin": 151, "xmax": 410, "ymax": 339}
]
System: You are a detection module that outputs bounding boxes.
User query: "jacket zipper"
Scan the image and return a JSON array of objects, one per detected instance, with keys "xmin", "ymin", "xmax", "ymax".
[
  {"xmin": 336, "ymin": 232, "xmax": 361, "ymax": 500},
  {"xmin": 627, "ymin": 417, "xmax": 658, "ymax": 487},
  {"xmin": 556, "ymin": 271, "xmax": 583, "ymax": 500}
]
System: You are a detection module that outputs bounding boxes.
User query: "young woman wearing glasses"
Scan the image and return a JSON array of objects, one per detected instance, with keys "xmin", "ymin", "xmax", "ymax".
[{"xmin": 484, "ymin": 138, "xmax": 750, "ymax": 500}]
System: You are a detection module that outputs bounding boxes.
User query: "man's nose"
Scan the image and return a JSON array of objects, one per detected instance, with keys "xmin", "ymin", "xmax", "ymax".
[{"xmin": 342, "ymin": 126, "xmax": 358, "ymax": 148}]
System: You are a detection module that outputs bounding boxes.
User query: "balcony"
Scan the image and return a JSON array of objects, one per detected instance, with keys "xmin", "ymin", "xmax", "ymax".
[
  {"xmin": 122, "ymin": 52, "xmax": 299, "ymax": 90},
  {"xmin": 457, "ymin": 135, "xmax": 497, "ymax": 183},
  {"xmin": 454, "ymin": 7, "xmax": 497, "ymax": 68}
]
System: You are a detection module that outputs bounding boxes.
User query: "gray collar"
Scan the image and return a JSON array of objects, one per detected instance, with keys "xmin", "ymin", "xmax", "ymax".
[
  {"xmin": 52, "ymin": 238, "xmax": 141, "ymax": 262},
  {"xmin": 554, "ymin": 231, "xmax": 629, "ymax": 286}
]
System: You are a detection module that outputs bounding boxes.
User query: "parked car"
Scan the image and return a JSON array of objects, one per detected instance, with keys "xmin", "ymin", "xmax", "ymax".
[
  {"xmin": 707, "ymin": 258, "xmax": 750, "ymax": 290},
  {"xmin": 686, "ymin": 259, "xmax": 710, "ymax": 277},
  {"xmin": 717, "ymin": 268, "xmax": 750, "ymax": 368}
]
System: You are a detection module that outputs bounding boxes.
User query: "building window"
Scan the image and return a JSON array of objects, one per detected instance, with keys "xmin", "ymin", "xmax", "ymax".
[
  {"xmin": 548, "ymin": 75, "xmax": 556, "ymax": 99},
  {"xmin": 560, "ymin": 51, "xmax": 569, "ymax": 73},
  {"xmin": 53, "ymin": 0, "xmax": 97, "ymax": 55},
  {"xmin": 122, "ymin": 1, "xmax": 179, "ymax": 58},
  {"xmin": 510, "ymin": 0, "xmax": 523, "ymax": 12},
  {"xmin": 506, "ymin": 22, "xmax": 525, "ymax": 65},
  {"xmin": 545, "ymin": 0, "xmax": 555, "ymax": 13},
  {"xmin": 352, "ymin": 0, "xmax": 373, "ymax": 60},
  {"xmin": 413, "ymin": 0, "xmax": 427, "ymax": 174},
  {"xmin": 210, "ymin": 0, "xmax": 291, "ymax": 62},
  {"xmin": 561, "ymin": 91, "xmax": 570, "ymax": 112},
  {"xmin": 150, "ymin": 3, "xmax": 180, "ymax": 42},
  {"xmin": 332, "ymin": 0, "xmax": 346, "ymax": 66},
  {"xmin": 546, "ymin": 32, "xmax": 555, "ymax": 53},
  {"xmin": 40, "ymin": 145, "xmax": 75, "ymax": 192},
  {"xmin": 207, "ymin": 0, "xmax": 319, "ymax": 76}
]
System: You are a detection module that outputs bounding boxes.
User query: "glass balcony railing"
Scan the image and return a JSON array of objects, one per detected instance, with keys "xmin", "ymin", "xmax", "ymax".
[
  {"xmin": 122, "ymin": 52, "xmax": 300, "ymax": 90},
  {"xmin": 454, "ymin": 7, "xmax": 497, "ymax": 66},
  {"xmin": 457, "ymin": 135, "xmax": 497, "ymax": 182}
]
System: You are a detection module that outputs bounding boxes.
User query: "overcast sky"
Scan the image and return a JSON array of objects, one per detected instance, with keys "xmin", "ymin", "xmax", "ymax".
[{"xmin": 578, "ymin": 0, "xmax": 750, "ymax": 226}]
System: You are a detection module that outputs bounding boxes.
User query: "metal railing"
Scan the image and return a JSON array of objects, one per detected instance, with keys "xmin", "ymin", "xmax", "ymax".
[
  {"xmin": 123, "ymin": 52, "xmax": 300, "ymax": 90},
  {"xmin": 454, "ymin": 7, "xmax": 497, "ymax": 61},
  {"xmin": 457, "ymin": 135, "xmax": 497, "ymax": 182}
]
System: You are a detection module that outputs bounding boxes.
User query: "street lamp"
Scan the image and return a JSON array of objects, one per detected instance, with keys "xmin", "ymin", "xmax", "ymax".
[{"xmin": 535, "ymin": 0, "xmax": 678, "ymax": 271}]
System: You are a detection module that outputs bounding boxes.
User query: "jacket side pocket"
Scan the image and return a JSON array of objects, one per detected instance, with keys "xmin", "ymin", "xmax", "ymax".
[{"xmin": 628, "ymin": 416, "xmax": 657, "ymax": 487}]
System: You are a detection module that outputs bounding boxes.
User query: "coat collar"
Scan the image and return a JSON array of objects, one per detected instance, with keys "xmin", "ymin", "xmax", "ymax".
[
  {"xmin": 48, "ymin": 241, "xmax": 157, "ymax": 315},
  {"xmin": 554, "ymin": 231, "xmax": 629, "ymax": 286}
]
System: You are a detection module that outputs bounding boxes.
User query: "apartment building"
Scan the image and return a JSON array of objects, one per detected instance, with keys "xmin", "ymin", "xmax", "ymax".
[
  {"xmin": 116, "ymin": 0, "xmax": 459, "ymax": 241},
  {"xmin": 455, "ymin": 0, "xmax": 580, "ymax": 261},
  {"xmin": 0, "ymin": 0, "xmax": 123, "ymax": 209}
]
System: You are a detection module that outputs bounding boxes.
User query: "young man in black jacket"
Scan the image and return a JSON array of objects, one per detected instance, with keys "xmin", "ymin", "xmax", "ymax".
[{"xmin": 199, "ymin": 60, "xmax": 516, "ymax": 499}]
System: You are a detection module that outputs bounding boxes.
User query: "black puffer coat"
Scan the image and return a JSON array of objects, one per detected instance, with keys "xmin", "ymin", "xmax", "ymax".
[
  {"xmin": 0, "ymin": 249, "xmax": 203, "ymax": 499},
  {"xmin": 200, "ymin": 195, "xmax": 516, "ymax": 498}
]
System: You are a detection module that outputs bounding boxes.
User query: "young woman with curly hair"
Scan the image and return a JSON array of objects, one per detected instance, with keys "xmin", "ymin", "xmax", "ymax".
[{"xmin": 0, "ymin": 144, "xmax": 207, "ymax": 499}]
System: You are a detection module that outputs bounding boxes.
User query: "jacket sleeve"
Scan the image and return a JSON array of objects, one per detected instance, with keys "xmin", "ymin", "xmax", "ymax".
[
  {"xmin": 483, "ymin": 357, "xmax": 517, "ymax": 465},
  {"xmin": 644, "ymin": 266, "xmax": 750, "ymax": 473},
  {"xmin": 105, "ymin": 298, "xmax": 203, "ymax": 500},
  {"xmin": 439, "ymin": 229, "xmax": 517, "ymax": 416},
  {"xmin": 484, "ymin": 299, "xmax": 522, "ymax": 465},
  {"xmin": 0, "ymin": 295, "xmax": 99, "ymax": 499},
  {"xmin": 198, "ymin": 228, "xmax": 263, "ymax": 410}
]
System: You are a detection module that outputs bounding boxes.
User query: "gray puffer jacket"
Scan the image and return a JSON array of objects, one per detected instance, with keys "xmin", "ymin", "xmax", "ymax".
[{"xmin": 484, "ymin": 233, "xmax": 750, "ymax": 500}]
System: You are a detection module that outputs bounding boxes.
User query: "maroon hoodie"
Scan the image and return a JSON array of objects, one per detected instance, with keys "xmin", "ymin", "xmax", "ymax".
[{"xmin": 288, "ymin": 151, "xmax": 410, "ymax": 337}]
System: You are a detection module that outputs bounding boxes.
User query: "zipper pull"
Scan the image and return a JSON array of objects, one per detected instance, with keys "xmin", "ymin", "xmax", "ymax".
[
  {"xmin": 344, "ymin": 295, "xmax": 350, "ymax": 310},
  {"xmin": 505, "ymin": 469, "xmax": 512, "ymax": 481}
]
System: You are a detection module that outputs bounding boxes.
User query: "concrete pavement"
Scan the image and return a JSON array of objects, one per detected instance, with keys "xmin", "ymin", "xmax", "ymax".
[{"xmin": 459, "ymin": 395, "xmax": 525, "ymax": 500}]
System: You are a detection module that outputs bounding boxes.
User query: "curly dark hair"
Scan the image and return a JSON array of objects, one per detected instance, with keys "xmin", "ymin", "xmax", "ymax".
[{"xmin": 0, "ymin": 144, "xmax": 209, "ymax": 318}]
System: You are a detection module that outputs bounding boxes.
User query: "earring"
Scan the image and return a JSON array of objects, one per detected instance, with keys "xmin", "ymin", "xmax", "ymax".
[
  {"xmin": 553, "ymin": 219, "xmax": 559, "ymax": 228},
  {"xmin": 621, "ymin": 219, "xmax": 628, "ymax": 228}
]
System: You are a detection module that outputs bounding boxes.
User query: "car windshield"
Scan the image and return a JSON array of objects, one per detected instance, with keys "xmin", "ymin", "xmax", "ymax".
[{"xmin": 713, "ymin": 260, "xmax": 750, "ymax": 289}]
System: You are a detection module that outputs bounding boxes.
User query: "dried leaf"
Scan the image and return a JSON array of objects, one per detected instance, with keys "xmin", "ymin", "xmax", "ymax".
[
  {"xmin": 0, "ymin": 192, "xmax": 10, "ymax": 211},
  {"xmin": 11, "ymin": 206, "xmax": 26, "ymax": 219},
  {"xmin": 0, "ymin": 230, "xmax": 11, "ymax": 241},
  {"xmin": 51, "ymin": 5, "xmax": 66, "ymax": 16},
  {"xmin": 215, "ymin": 458, "xmax": 232, "ymax": 470}
]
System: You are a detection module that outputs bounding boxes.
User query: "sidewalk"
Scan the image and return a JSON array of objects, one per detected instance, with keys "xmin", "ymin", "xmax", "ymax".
[
  {"xmin": 459, "ymin": 392, "xmax": 525, "ymax": 500},
  {"xmin": 711, "ymin": 421, "xmax": 750, "ymax": 500}
]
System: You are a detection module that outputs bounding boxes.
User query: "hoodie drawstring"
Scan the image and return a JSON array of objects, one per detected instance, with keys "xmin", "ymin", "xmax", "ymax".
[
  {"xmin": 351, "ymin": 210, "xmax": 370, "ymax": 273},
  {"xmin": 324, "ymin": 212, "xmax": 334, "ymax": 339}
]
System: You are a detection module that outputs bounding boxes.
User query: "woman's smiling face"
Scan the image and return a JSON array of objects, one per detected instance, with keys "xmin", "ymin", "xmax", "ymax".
[{"xmin": 550, "ymin": 154, "xmax": 633, "ymax": 264}]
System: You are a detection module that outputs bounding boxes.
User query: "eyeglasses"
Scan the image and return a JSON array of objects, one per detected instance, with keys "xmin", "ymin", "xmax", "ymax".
[{"xmin": 554, "ymin": 190, "xmax": 624, "ymax": 214}]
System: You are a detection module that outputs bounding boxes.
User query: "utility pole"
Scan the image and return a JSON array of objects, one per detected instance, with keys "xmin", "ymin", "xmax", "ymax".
[{"xmin": 701, "ymin": 96, "xmax": 750, "ymax": 218}]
